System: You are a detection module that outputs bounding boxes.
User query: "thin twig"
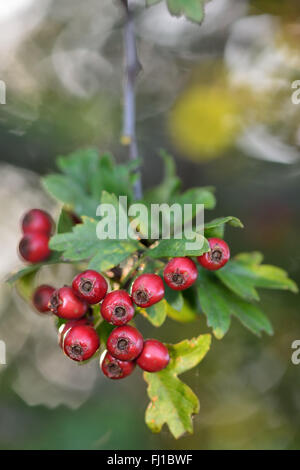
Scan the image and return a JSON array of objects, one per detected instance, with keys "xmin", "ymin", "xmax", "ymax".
[{"xmin": 121, "ymin": 0, "xmax": 143, "ymax": 200}]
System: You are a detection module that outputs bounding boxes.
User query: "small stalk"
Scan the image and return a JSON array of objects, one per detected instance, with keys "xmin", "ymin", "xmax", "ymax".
[{"xmin": 121, "ymin": 0, "xmax": 143, "ymax": 200}]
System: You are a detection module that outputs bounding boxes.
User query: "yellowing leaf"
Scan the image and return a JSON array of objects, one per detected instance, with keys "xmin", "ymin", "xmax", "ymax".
[{"xmin": 144, "ymin": 334, "xmax": 211, "ymax": 438}]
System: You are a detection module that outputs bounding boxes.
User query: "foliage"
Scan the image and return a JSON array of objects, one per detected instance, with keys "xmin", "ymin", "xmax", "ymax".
[
  {"xmin": 146, "ymin": 0, "xmax": 207, "ymax": 24},
  {"xmin": 7, "ymin": 148, "xmax": 297, "ymax": 438}
]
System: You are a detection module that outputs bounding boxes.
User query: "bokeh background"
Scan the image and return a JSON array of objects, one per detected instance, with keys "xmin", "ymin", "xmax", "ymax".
[{"xmin": 0, "ymin": 0, "xmax": 300, "ymax": 450}]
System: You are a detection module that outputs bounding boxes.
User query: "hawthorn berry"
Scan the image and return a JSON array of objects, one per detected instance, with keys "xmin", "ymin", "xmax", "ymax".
[
  {"xmin": 131, "ymin": 273, "xmax": 165, "ymax": 308},
  {"xmin": 32, "ymin": 285, "xmax": 55, "ymax": 313},
  {"xmin": 101, "ymin": 351, "xmax": 135, "ymax": 380},
  {"xmin": 197, "ymin": 237, "xmax": 230, "ymax": 271},
  {"xmin": 19, "ymin": 233, "xmax": 51, "ymax": 263},
  {"xmin": 72, "ymin": 270, "xmax": 108, "ymax": 304},
  {"xmin": 58, "ymin": 318, "xmax": 92, "ymax": 349},
  {"xmin": 48, "ymin": 286, "xmax": 88, "ymax": 319},
  {"xmin": 107, "ymin": 325, "xmax": 143, "ymax": 361},
  {"xmin": 163, "ymin": 257, "xmax": 198, "ymax": 291},
  {"xmin": 22, "ymin": 209, "xmax": 53, "ymax": 236},
  {"xmin": 137, "ymin": 339, "xmax": 170, "ymax": 373},
  {"xmin": 63, "ymin": 324, "xmax": 100, "ymax": 362},
  {"xmin": 101, "ymin": 290, "xmax": 135, "ymax": 326}
]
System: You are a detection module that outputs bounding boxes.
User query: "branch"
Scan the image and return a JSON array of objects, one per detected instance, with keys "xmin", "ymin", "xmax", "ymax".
[{"xmin": 121, "ymin": 0, "xmax": 143, "ymax": 200}]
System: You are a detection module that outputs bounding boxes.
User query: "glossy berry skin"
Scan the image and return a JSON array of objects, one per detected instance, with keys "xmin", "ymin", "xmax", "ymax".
[
  {"xmin": 32, "ymin": 285, "xmax": 55, "ymax": 313},
  {"xmin": 48, "ymin": 286, "xmax": 88, "ymax": 320},
  {"xmin": 137, "ymin": 339, "xmax": 170, "ymax": 373},
  {"xmin": 131, "ymin": 273, "xmax": 165, "ymax": 308},
  {"xmin": 72, "ymin": 270, "xmax": 108, "ymax": 304},
  {"xmin": 19, "ymin": 233, "xmax": 51, "ymax": 263},
  {"xmin": 22, "ymin": 209, "xmax": 53, "ymax": 236},
  {"xmin": 163, "ymin": 257, "xmax": 198, "ymax": 291},
  {"xmin": 58, "ymin": 318, "xmax": 92, "ymax": 348},
  {"xmin": 101, "ymin": 351, "xmax": 135, "ymax": 380},
  {"xmin": 63, "ymin": 324, "xmax": 100, "ymax": 362},
  {"xmin": 107, "ymin": 325, "xmax": 143, "ymax": 361},
  {"xmin": 101, "ymin": 290, "xmax": 135, "ymax": 326},
  {"xmin": 197, "ymin": 238, "xmax": 230, "ymax": 271}
]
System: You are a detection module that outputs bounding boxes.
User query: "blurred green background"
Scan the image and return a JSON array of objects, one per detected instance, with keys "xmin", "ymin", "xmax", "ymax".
[{"xmin": 0, "ymin": 0, "xmax": 300, "ymax": 450}]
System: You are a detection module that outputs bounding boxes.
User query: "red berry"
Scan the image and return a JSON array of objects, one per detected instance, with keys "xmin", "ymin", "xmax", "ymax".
[
  {"xmin": 19, "ymin": 233, "xmax": 51, "ymax": 263},
  {"xmin": 163, "ymin": 257, "xmax": 198, "ymax": 290},
  {"xmin": 58, "ymin": 318, "xmax": 92, "ymax": 348},
  {"xmin": 48, "ymin": 286, "xmax": 88, "ymax": 319},
  {"xmin": 22, "ymin": 209, "xmax": 53, "ymax": 236},
  {"xmin": 32, "ymin": 285, "xmax": 55, "ymax": 313},
  {"xmin": 101, "ymin": 351, "xmax": 135, "ymax": 380},
  {"xmin": 101, "ymin": 290, "xmax": 134, "ymax": 326},
  {"xmin": 107, "ymin": 325, "xmax": 143, "ymax": 361},
  {"xmin": 197, "ymin": 238, "xmax": 230, "ymax": 271},
  {"xmin": 131, "ymin": 273, "xmax": 165, "ymax": 308},
  {"xmin": 63, "ymin": 324, "xmax": 100, "ymax": 362},
  {"xmin": 72, "ymin": 270, "xmax": 108, "ymax": 304},
  {"xmin": 137, "ymin": 339, "xmax": 170, "ymax": 373}
]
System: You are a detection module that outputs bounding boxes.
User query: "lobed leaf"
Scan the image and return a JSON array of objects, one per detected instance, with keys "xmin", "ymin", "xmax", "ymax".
[
  {"xmin": 216, "ymin": 254, "xmax": 298, "ymax": 301},
  {"xmin": 148, "ymin": 235, "xmax": 209, "ymax": 258},
  {"xmin": 146, "ymin": 0, "xmax": 206, "ymax": 24},
  {"xmin": 50, "ymin": 209, "xmax": 141, "ymax": 272},
  {"xmin": 144, "ymin": 334, "xmax": 211, "ymax": 438},
  {"xmin": 204, "ymin": 216, "xmax": 243, "ymax": 239},
  {"xmin": 197, "ymin": 270, "xmax": 273, "ymax": 338},
  {"xmin": 139, "ymin": 299, "xmax": 167, "ymax": 327}
]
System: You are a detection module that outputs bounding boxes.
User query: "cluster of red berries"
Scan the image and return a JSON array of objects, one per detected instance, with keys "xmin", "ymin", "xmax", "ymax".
[
  {"xmin": 18, "ymin": 209, "xmax": 54, "ymax": 263},
  {"xmin": 23, "ymin": 208, "xmax": 231, "ymax": 379},
  {"xmin": 33, "ymin": 270, "xmax": 170, "ymax": 379}
]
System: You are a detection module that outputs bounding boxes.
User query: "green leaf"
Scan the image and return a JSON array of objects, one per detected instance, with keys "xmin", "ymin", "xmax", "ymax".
[
  {"xmin": 216, "ymin": 260, "xmax": 260, "ymax": 301},
  {"xmin": 96, "ymin": 321, "xmax": 115, "ymax": 345},
  {"xmin": 43, "ymin": 174, "xmax": 98, "ymax": 218},
  {"xmin": 57, "ymin": 208, "xmax": 76, "ymax": 234},
  {"xmin": 146, "ymin": 0, "xmax": 206, "ymax": 23},
  {"xmin": 139, "ymin": 299, "xmax": 167, "ymax": 327},
  {"xmin": 50, "ymin": 218, "xmax": 140, "ymax": 272},
  {"xmin": 197, "ymin": 270, "xmax": 273, "ymax": 338},
  {"xmin": 16, "ymin": 271, "xmax": 37, "ymax": 302},
  {"xmin": 204, "ymin": 216, "xmax": 244, "ymax": 239},
  {"xmin": 197, "ymin": 271, "xmax": 232, "ymax": 339},
  {"xmin": 164, "ymin": 286, "xmax": 184, "ymax": 312},
  {"xmin": 43, "ymin": 149, "xmax": 140, "ymax": 218},
  {"xmin": 148, "ymin": 235, "xmax": 209, "ymax": 258},
  {"xmin": 165, "ymin": 297, "xmax": 198, "ymax": 323},
  {"xmin": 50, "ymin": 194, "xmax": 141, "ymax": 271},
  {"xmin": 6, "ymin": 252, "xmax": 62, "ymax": 285},
  {"xmin": 174, "ymin": 187, "xmax": 216, "ymax": 212},
  {"xmin": 229, "ymin": 297, "xmax": 273, "ymax": 337},
  {"xmin": 216, "ymin": 255, "xmax": 298, "ymax": 301},
  {"xmin": 167, "ymin": 0, "xmax": 205, "ymax": 23},
  {"xmin": 144, "ymin": 334, "xmax": 211, "ymax": 439},
  {"xmin": 144, "ymin": 150, "xmax": 181, "ymax": 204}
]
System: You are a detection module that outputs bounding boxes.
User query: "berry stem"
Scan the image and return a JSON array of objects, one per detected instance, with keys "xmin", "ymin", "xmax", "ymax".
[
  {"xmin": 121, "ymin": 0, "xmax": 143, "ymax": 200},
  {"xmin": 121, "ymin": 252, "xmax": 147, "ymax": 289}
]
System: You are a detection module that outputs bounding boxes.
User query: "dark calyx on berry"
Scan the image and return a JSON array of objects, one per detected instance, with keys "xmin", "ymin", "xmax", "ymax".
[
  {"xmin": 49, "ymin": 291, "xmax": 61, "ymax": 313},
  {"xmin": 114, "ymin": 306, "xmax": 126, "ymax": 318},
  {"xmin": 171, "ymin": 273, "xmax": 184, "ymax": 286},
  {"xmin": 79, "ymin": 278, "xmax": 94, "ymax": 294},
  {"xmin": 70, "ymin": 344, "xmax": 84, "ymax": 359},
  {"xmin": 107, "ymin": 362, "xmax": 123, "ymax": 377},
  {"xmin": 117, "ymin": 338, "xmax": 129, "ymax": 352},
  {"xmin": 211, "ymin": 248, "xmax": 223, "ymax": 262},
  {"xmin": 133, "ymin": 289, "xmax": 149, "ymax": 304}
]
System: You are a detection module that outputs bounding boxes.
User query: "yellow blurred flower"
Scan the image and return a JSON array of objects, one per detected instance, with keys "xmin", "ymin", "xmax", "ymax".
[{"xmin": 168, "ymin": 85, "xmax": 241, "ymax": 161}]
